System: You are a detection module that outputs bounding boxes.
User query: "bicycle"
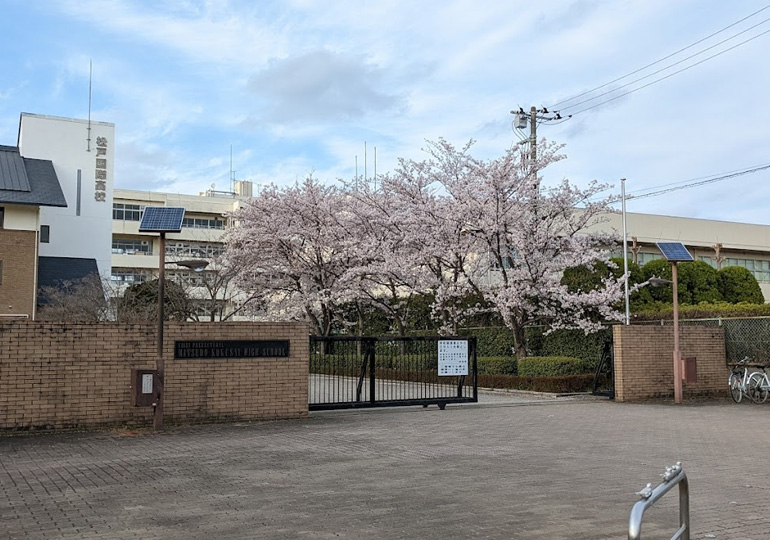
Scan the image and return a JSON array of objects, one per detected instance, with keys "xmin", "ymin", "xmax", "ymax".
[
  {"xmin": 728, "ymin": 357, "xmax": 762, "ymax": 403},
  {"xmin": 748, "ymin": 366, "xmax": 770, "ymax": 404}
]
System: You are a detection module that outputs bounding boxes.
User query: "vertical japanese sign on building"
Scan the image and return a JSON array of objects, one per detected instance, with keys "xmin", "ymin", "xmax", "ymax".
[
  {"xmin": 438, "ymin": 340, "xmax": 469, "ymax": 376},
  {"xmin": 94, "ymin": 136, "xmax": 108, "ymax": 202}
]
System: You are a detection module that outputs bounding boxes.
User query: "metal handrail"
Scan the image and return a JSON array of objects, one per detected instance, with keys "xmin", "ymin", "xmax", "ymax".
[{"xmin": 628, "ymin": 462, "xmax": 689, "ymax": 540}]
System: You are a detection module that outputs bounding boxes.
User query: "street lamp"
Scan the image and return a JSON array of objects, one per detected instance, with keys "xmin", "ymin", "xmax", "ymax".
[
  {"xmin": 654, "ymin": 242, "xmax": 695, "ymax": 404},
  {"xmin": 138, "ymin": 206, "xmax": 187, "ymax": 430}
]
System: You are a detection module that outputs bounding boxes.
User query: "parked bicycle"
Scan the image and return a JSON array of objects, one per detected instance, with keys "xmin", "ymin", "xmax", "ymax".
[
  {"xmin": 748, "ymin": 366, "xmax": 770, "ymax": 404},
  {"xmin": 728, "ymin": 357, "xmax": 762, "ymax": 403}
]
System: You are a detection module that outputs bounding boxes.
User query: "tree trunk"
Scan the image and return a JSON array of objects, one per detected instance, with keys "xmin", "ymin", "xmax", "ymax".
[{"xmin": 511, "ymin": 322, "xmax": 528, "ymax": 360}]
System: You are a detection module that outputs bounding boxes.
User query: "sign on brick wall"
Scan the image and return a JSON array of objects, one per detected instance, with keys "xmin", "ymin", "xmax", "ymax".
[{"xmin": 174, "ymin": 340, "xmax": 290, "ymax": 359}]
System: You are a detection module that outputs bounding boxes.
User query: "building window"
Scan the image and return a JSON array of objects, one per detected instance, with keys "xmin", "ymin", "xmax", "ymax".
[
  {"xmin": 167, "ymin": 270, "xmax": 207, "ymax": 287},
  {"xmin": 166, "ymin": 241, "xmax": 223, "ymax": 259},
  {"xmin": 110, "ymin": 268, "xmax": 150, "ymax": 284},
  {"xmin": 112, "ymin": 203, "xmax": 142, "ymax": 221},
  {"xmin": 636, "ymin": 252, "xmax": 662, "ymax": 266},
  {"xmin": 0, "ymin": 207, "xmax": 4, "ymax": 228},
  {"xmin": 182, "ymin": 217, "xmax": 225, "ymax": 230},
  {"xmin": 112, "ymin": 238, "xmax": 153, "ymax": 255},
  {"xmin": 40, "ymin": 225, "xmax": 50, "ymax": 243},
  {"xmin": 723, "ymin": 257, "xmax": 770, "ymax": 283}
]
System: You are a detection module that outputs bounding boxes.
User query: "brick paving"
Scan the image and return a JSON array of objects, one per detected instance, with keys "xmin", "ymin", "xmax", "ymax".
[{"xmin": 1, "ymin": 398, "xmax": 768, "ymax": 539}]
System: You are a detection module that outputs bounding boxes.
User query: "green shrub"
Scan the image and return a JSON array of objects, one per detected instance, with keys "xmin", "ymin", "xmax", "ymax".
[
  {"xmin": 518, "ymin": 356, "xmax": 586, "ymax": 377},
  {"xmin": 460, "ymin": 327, "xmax": 515, "ymax": 357},
  {"xmin": 531, "ymin": 328, "xmax": 610, "ymax": 370},
  {"xmin": 717, "ymin": 266, "xmax": 764, "ymax": 304},
  {"xmin": 641, "ymin": 259, "xmax": 724, "ymax": 305},
  {"xmin": 633, "ymin": 301, "xmax": 770, "ymax": 320},
  {"xmin": 477, "ymin": 374, "xmax": 594, "ymax": 393},
  {"xmin": 477, "ymin": 356, "xmax": 517, "ymax": 375}
]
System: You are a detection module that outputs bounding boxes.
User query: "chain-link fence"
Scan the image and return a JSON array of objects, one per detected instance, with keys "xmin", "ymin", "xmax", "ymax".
[{"xmin": 636, "ymin": 317, "xmax": 770, "ymax": 365}]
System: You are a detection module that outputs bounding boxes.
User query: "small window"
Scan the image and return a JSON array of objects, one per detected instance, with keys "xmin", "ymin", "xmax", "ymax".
[
  {"xmin": 0, "ymin": 207, "xmax": 4, "ymax": 229},
  {"xmin": 40, "ymin": 225, "xmax": 50, "ymax": 243}
]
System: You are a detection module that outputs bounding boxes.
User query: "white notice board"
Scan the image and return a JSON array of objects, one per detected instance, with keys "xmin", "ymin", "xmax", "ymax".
[{"xmin": 438, "ymin": 340, "xmax": 468, "ymax": 376}]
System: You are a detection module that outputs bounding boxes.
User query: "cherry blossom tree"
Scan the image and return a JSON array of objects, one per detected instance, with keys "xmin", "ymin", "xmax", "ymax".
[
  {"xmin": 226, "ymin": 140, "xmax": 624, "ymax": 354},
  {"xmin": 408, "ymin": 138, "xmax": 624, "ymax": 357},
  {"xmin": 225, "ymin": 177, "xmax": 358, "ymax": 336},
  {"xmin": 341, "ymin": 177, "xmax": 433, "ymax": 336}
]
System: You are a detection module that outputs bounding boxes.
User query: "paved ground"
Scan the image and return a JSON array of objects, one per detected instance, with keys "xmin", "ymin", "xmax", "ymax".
[{"xmin": 1, "ymin": 396, "xmax": 768, "ymax": 539}]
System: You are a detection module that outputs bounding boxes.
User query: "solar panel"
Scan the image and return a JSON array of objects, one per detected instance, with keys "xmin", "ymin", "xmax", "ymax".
[
  {"xmin": 138, "ymin": 206, "xmax": 185, "ymax": 233},
  {"xmin": 656, "ymin": 242, "xmax": 694, "ymax": 262}
]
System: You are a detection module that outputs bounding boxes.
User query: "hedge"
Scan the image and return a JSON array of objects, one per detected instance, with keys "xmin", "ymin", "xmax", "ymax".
[
  {"xmin": 518, "ymin": 356, "xmax": 586, "ymax": 377},
  {"xmin": 477, "ymin": 374, "xmax": 594, "ymax": 393},
  {"xmin": 527, "ymin": 327, "xmax": 611, "ymax": 371},
  {"xmin": 633, "ymin": 301, "xmax": 770, "ymax": 321},
  {"xmin": 478, "ymin": 356, "xmax": 517, "ymax": 375},
  {"xmin": 460, "ymin": 326, "xmax": 609, "ymax": 366}
]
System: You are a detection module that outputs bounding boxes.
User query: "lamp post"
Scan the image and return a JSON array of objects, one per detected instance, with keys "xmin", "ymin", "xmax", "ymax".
[
  {"xmin": 653, "ymin": 242, "xmax": 693, "ymax": 404},
  {"xmin": 154, "ymin": 258, "xmax": 208, "ymax": 430},
  {"xmin": 137, "ymin": 206, "xmax": 188, "ymax": 431}
]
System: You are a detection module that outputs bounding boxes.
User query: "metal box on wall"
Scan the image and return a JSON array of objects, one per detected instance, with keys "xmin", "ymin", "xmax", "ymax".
[
  {"xmin": 683, "ymin": 357, "xmax": 697, "ymax": 384},
  {"xmin": 130, "ymin": 369, "xmax": 159, "ymax": 407}
]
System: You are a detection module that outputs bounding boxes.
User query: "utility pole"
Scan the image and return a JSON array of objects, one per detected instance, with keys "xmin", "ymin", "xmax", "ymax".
[
  {"xmin": 511, "ymin": 105, "xmax": 568, "ymax": 162},
  {"xmin": 621, "ymin": 178, "xmax": 630, "ymax": 325},
  {"xmin": 530, "ymin": 105, "xmax": 537, "ymax": 162}
]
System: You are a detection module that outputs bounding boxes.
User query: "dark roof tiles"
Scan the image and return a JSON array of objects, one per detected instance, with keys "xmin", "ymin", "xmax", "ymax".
[{"xmin": 0, "ymin": 146, "xmax": 67, "ymax": 207}]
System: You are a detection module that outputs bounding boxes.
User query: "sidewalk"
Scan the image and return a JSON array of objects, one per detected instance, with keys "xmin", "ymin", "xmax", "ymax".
[{"xmin": 1, "ymin": 399, "xmax": 768, "ymax": 539}]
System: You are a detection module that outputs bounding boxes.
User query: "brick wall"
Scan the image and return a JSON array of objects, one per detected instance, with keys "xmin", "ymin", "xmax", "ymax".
[
  {"xmin": 613, "ymin": 325, "xmax": 725, "ymax": 402},
  {"xmin": 0, "ymin": 321, "xmax": 309, "ymax": 430},
  {"xmin": 0, "ymin": 230, "xmax": 36, "ymax": 317}
]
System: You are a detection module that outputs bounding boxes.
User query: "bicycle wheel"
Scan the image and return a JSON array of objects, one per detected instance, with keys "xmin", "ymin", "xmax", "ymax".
[
  {"xmin": 749, "ymin": 373, "xmax": 769, "ymax": 404},
  {"xmin": 729, "ymin": 374, "xmax": 743, "ymax": 403}
]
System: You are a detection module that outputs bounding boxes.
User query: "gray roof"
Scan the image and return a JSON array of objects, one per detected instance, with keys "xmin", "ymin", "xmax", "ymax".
[{"xmin": 0, "ymin": 145, "xmax": 67, "ymax": 207}]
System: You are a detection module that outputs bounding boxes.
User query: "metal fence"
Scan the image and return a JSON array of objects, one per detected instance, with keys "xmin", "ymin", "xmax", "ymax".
[
  {"xmin": 309, "ymin": 336, "xmax": 478, "ymax": 410},
  {"xmin": 636, "ymin": 316, "xmax": 770, "ymax": 364}
]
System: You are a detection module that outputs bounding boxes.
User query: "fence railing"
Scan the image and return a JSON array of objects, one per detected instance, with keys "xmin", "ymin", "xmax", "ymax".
[
  {"xmin": 628, "ymin": 462, "xmax": 689, "ymax": 540},
  {"xmin": 636, "ymin": 316, "xmax": 770, "ymax": 365}
]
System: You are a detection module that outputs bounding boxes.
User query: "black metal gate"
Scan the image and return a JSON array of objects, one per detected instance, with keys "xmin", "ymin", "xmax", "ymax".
[
  {"xmin": 592, "ymin": 338, "xmax": 614, "ymax": 399},
  {"xmin": 309, "ymin": 336, "xmax": 478, "ymax": 411}
]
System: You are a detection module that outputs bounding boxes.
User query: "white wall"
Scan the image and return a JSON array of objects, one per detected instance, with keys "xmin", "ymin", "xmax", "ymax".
[
  {"xmin": 4, "ymin": 205, "xmax": 39, "ymax": 231},
  {"xmin": 18, "ymin": 113, "xmax": 114, "ymax": 276}
]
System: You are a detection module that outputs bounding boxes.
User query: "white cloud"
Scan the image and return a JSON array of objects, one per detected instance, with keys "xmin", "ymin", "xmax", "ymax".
[{"xmin": 247, "ymin": 50, "xmax": 407, "ymax": 124}]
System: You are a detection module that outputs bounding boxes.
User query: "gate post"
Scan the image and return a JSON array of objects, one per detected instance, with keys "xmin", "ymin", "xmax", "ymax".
[
  {"xmin": 471, "ymin": 337, "xmax": 478, "ymax": 401},
  {"xmin": 367, "ymin": 338, "xmax": 376, "ymax": 405}
]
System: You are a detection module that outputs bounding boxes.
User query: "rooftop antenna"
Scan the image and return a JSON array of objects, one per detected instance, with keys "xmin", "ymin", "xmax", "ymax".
[
  {"xmin": 86, "ymin": 59, "xmax": 92, "ymax": 152},
  {"xmin": 229, "ymin": 144, "xmax": 234, "ymax": 193}
]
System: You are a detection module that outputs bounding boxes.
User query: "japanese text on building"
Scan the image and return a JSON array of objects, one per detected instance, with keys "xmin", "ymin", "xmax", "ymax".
[{"xmin": 94, "ymin": 137, "xmax": 108, "ymax": 202}]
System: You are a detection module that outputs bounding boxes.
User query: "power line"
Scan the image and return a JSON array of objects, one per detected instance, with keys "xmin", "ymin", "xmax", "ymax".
[
  {"xmin": 600, "ymin": 164, "xmax": 770, "ymax": 203},
  {"xmin": 558, "ymin": 15, "xmax": 770, "ymax": 112},
  {"xmin": 625, "ymin": 163, "xmax": 770, "ymax": 196},
  {"xmin": 549, "ymin": 4, "xmax": 770, "ymax": 109},
  {"xmin": 629, "ymin": 164, "xmax": 770, "ymax": 200},
  {"xmin": 567, "ymin": 26, "xmax": 770, "ymax": 117}
]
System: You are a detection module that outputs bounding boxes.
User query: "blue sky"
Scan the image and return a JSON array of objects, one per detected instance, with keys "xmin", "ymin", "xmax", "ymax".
[{"xmin": 1, "ymin": 0, "xmax": 769, "ymax": 223}]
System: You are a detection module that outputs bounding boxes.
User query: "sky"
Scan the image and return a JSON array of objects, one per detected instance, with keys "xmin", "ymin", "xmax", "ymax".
[{"xmin": 1, "ymin": 0, "xmax": 769, "ymax": 224}]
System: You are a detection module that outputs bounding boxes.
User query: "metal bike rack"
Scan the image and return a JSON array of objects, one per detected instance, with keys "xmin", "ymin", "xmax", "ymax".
[{"xmin": 628, "ymin": 462, "xmax": 690, "ymax": 540}]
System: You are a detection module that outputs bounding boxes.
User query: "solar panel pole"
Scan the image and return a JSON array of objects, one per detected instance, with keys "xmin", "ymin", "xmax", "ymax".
[
  {"xmin": 155, "ymin": 231, "xmax": 166, "ymax": 430},
  {"xmin": 672, "ymin": 262, "xmax": 683, "ymax": 404}
]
